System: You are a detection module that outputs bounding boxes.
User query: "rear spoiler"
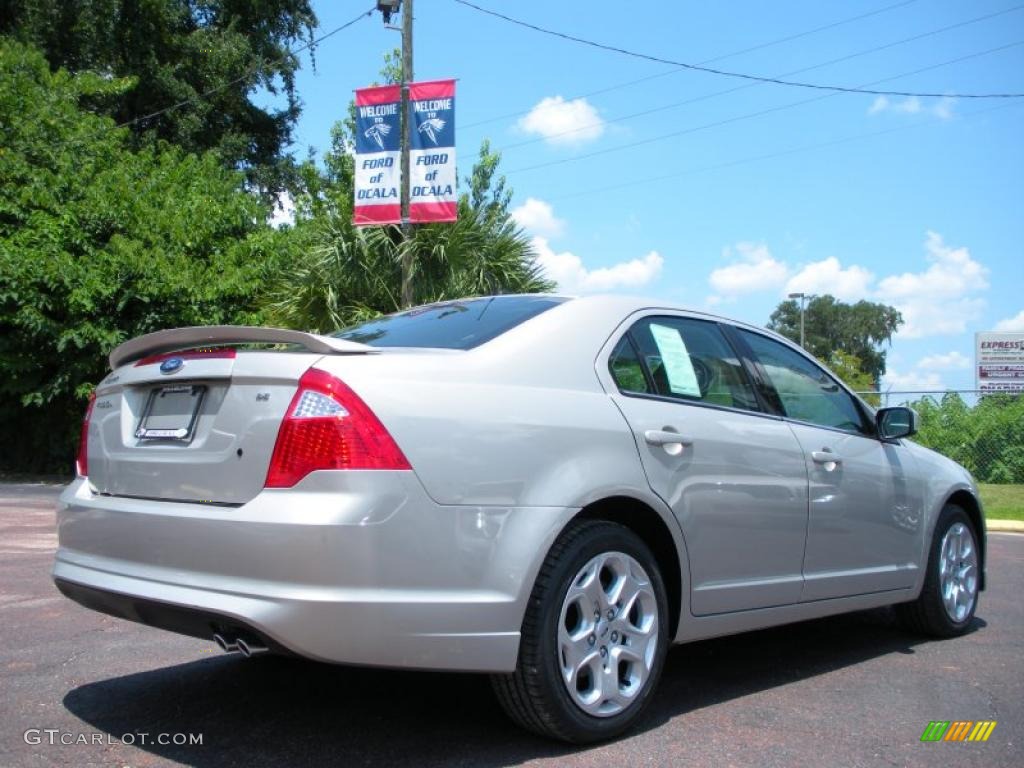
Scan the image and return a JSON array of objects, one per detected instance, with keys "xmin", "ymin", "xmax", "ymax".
[{"xmin": 109, "ymin": 325, "xmax": 378, "ymax": 369}]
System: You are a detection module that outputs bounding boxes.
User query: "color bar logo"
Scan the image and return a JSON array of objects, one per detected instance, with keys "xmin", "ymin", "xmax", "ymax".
[{"xmin": 920, "ymin": 721, "xmax": 997, "ymax": 742}]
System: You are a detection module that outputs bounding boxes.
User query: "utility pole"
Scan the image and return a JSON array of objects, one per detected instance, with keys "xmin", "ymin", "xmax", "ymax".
[
  {"xmin": 399, "ymin": 0, "xmax": 414, "ymax": 308},
  {"xmin": 378, "ymin": 1, "xmax": 415, "ymax": 307}
]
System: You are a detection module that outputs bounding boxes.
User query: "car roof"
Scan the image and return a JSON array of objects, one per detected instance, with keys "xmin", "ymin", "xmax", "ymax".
[{"xmin": 524, "ymin": 293, "xmax": 796, "ymax": 347}]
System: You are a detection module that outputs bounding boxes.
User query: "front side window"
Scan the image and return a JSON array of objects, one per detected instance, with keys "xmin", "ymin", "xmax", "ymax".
[
  {"xmin": 613, "ymin": 317, "xmax": 759, "ymax": 411},
  {"xmin": 739, "ymin": 330, "xmax": 871, "ymax": 435}
]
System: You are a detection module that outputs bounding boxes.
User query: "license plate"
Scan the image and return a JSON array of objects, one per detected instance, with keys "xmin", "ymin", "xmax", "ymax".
[{"xmin": 136, "ymin": 384, "xmax": 206, "ymax": 442}]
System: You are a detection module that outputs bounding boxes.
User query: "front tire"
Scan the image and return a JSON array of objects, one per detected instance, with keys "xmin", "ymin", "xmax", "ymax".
[
  {"xmin": 491, "ymin": 520, "xmax": 669, "ymax": 743},
  {"xmin": 897, "ymin": 504, "xmax": 980, "ymax": 637}
]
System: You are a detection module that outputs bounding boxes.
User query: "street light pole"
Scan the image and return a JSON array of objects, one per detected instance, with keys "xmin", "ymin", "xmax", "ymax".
[
  {"xmin": 800, "ymin": 296, "xmax": 805, "ymax": 349},
  {"xmin": 788, "ymin": 292, "xmax": 812, "ymax": 348}
]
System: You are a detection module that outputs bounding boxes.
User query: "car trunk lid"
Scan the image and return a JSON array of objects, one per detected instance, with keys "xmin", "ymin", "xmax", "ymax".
[{"xmin": 88, "ymin": 327, "xmax": 377, "ymax": 505}]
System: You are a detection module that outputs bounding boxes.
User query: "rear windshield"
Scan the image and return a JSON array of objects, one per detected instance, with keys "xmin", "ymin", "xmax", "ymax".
[{"xmin": 332, "ymin": 296, "xmax": 569, "ymax": 350}]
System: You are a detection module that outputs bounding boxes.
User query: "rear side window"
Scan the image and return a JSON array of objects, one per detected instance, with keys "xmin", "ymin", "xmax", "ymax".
[
  {"xmin": 333, "ymin": 296, "xmax": 568, "ymax": 349},
  {"xmin": 739, "ymin": 329, "xmax": 871, "ymax": 435},
  {"xmin": 613, "ymin": 317, "xmax": 759, "ymax": 411},
  {"xmin": 609, "ymin": 337, "xmax": 651, "ymax": 393}
]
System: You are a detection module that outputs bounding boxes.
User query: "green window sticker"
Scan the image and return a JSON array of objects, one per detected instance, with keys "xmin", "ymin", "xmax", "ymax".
[{"xmin": 649, "ymin": 323, "xmax": 701, "ymax": 397}]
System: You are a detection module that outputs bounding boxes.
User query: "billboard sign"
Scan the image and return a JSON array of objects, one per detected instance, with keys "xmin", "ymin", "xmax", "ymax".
[{"xmin": 976, "ymin": 332, "xmax": 1024, "ymax": 394}]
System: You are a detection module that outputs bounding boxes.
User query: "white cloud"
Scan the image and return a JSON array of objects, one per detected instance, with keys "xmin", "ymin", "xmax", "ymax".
[
  {"xmin": 876, "ymin": 232, "xmax": 989, "ymax": 338},
  {"xmin": 869, "ymin": 95, "xmax": 917, "ymax": 115},
  {"xmin": 878, "ymin": 232, "xmax": 988, "ymax": 299},
  {"xmin": 511, "ymin": 197, "xmax": 565, "ymax": 238},
  {"xmin": 703, "ymin": 231, "xmax": 989, "ymax": 339},
  {"xmin": 917, "ymin": 351, "xmax": 970, "ymax": 370},
  {"xmin": 867, "ymin": 96, "xmax": 888, "ymax": 114},
  {"xmin": 881, "ymin": 369, "xmax": 947, "ymax": 392},
  {"xmin": 867, "ymin": 95, "xmax": 956, "ymax": 120},
  {"xmin": 933, "ymin": 96, "xmax": 956, "ymax": 120},
  {"xmin": 517, "ymin": 96, "xmax": 605, "ymax": 145},
  {"xmin": 708, "ymin": 242, "xmax": 788, "ymax": 299},
  {"xmin": 269, "ymin": 191, "xmax": 295, "ymax": 228},
  {"xmin": 532, "ymin": 237, "xmax": 662, "ymax": 293},
  {"xmin": 785, "ymin": 257, "xmax": 874, "ymax": 301},
  {"xmin": 892, "ymin": 298, "xmax": 988, "ymax": 340},
  {"xmin": 994, "ymin": 310, "xmax": 1024, "ymax": 332}
]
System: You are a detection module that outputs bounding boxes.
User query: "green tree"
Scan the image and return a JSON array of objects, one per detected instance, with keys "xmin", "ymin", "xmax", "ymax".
[
  {"xmin": 768, "ymin": 295, "xmax": 903, "ymax": 385},
  {"xmin": 464, "ymin": 139, "xmax": 512, "ymax": 220},
  {"xmin": 1, "ymin": 0, "xmax": 317, "ymax": 192},
  {"xmin": 0, "ymin": 39, "xmax": 280, "ymax": 472},
  {"xmin": 826, "ymin": 351, "xmax": 879, "ymax": 405}
]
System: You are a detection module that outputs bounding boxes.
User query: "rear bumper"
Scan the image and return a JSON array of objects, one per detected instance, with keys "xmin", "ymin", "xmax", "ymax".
[
  {"xmin": 53, "ymin": 577, "xmax": 290, "ymax": 654},
  {"xmin": 54, "ymin": 475, "xmax": 574, "ymax": 672}
]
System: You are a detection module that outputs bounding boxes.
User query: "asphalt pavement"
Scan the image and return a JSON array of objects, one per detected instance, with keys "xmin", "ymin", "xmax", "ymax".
[{"xmin": 1, "ymin": 483, "xmax": 1020, "ymax": 767}]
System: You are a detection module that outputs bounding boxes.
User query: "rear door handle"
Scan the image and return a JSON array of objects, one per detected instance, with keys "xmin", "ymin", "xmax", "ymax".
[
  {"xmin": 644, "ymin": 430, "xmax": 693, "ymax": 447},
  {"xmin": 811, "ymin": 450, "xmax": 842, "ymax": 465}
]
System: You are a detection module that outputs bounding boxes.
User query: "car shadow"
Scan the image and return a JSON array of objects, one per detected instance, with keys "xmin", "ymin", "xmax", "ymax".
[{"xmin": 63, "ymin": 609, "xmax": 986, "ymax": 767}]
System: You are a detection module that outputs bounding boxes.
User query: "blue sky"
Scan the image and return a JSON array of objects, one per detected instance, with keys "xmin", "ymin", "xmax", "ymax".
[{"xmin": 277, "ymin": 0, "xmax": 1024, "ymax": 393}]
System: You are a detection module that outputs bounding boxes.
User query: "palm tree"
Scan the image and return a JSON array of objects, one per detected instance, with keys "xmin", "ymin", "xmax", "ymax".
[{"xmin": 265, "ymin": 141, "xmax": 553, "ymax": 334}]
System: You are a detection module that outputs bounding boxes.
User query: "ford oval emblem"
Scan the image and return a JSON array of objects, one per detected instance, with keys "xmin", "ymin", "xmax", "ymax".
[{"xmin": 160, "ymin": 357, "xmax": 185, "ymax": 374}]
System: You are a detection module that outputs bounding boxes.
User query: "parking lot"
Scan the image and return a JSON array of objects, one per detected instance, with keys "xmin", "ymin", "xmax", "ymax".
[{"xmin": 1, "ymin": 482, "xmax": 1020, "ymax": 768}]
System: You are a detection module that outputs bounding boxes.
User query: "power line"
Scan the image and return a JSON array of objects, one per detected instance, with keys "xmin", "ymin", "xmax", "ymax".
[
  {"xmin": 495, "ymin": 4, "xmax": 1022, "ymax": 152},
  {"xmin": 115, "ymin": 6, "xmax": 377, "ymax": 132},
  {"xmin": 460, "ymin": 0, "xmax": 922, "ymax": 131},
  {"xmin": 548, "ymin": 101, "xmax": 1023, "ymax": 203},
  {"xmin": 452, "ymin": 0, "xmax": 1024, "ymax": 99},
  {"xmin": 504, "ymin": 39, "xmax": 1024, "ymax": 176}
]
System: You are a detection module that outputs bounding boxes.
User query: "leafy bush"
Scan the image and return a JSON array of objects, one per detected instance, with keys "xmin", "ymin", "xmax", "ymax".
[
  {"xmin": 911, "ymin": 393, "xmax": 1024, "ymax": 483},
  {"xmin": 0, "ymin": 39, "xmax": 280, "ymax": 472}
]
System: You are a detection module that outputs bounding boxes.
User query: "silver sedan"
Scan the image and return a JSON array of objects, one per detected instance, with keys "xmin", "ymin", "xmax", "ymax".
[{"xmin": 54, "ymin": 294, "xmax": 985, "ymax": 743}]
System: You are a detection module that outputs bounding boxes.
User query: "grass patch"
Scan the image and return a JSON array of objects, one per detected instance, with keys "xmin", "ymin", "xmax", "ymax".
[{"xmin": 979, "ymin": 483, "xmax": 1024, "ymax": 522}]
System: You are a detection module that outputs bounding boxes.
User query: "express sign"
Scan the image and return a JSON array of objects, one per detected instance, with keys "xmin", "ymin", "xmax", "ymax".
[{"xmin": 976, "ymin": 332, "xmax": 1024, "ymax": 394}]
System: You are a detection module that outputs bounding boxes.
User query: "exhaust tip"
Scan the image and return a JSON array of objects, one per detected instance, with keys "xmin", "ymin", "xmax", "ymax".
[
  {"xmin": 213, "ymin": 633, "xmax": 238, "ymax": 653},
  {"xmin": 236, "ymin": 637, "xmax": 268, "ymax": 658}
]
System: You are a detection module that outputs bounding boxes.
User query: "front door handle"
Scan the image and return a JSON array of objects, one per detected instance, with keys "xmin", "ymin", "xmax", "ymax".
[
  {"xmin": 644, "ymin": 429, "xmax": 693, "ymax": 451},
  {"xmin": 811, "ymin": 450, "xmax": 842, "ymax": 466}
]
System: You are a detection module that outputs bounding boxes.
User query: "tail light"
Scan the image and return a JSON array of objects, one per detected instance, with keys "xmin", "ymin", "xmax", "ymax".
[
  {"xmin": 265, "ymin": 368, "xmax": 411, "ymax": 488},
  {"xmin": 76, "ymin": 391, "xmax": 97, "ymax": 477}
]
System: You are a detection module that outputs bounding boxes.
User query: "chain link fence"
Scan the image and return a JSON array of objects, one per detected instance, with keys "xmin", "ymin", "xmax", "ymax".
[{"xmin": 856, "ymin": 390, "xmax": 1024, "ymax": 484}]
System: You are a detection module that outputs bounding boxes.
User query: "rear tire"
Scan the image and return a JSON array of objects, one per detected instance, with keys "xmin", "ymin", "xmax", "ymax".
[
  {"xmin": 897, "ymin": 504, "xmax": 980, "ymax": 637},
  {"xmin": 491, "ymin": 519, "xmax": 669, "ymax": 743}
]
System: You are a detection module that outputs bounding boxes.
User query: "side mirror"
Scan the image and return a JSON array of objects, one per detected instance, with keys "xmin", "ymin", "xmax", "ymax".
[{"xmin": 876, "ymin": 406, "xmax": 918, "ymax": 440}]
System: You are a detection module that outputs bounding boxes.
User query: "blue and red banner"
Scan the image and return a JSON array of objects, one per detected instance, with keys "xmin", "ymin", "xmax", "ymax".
[
  {"xmin": 409, "ymin": 79, "xmax": 457, "ymax": 223},
  {"xmin": 353, "ymin": 79, "xmax": 457, "ymax": 226},
  {"xmin": 354, "ymin": 84, "xmax": 401, "ymax": 226}
]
